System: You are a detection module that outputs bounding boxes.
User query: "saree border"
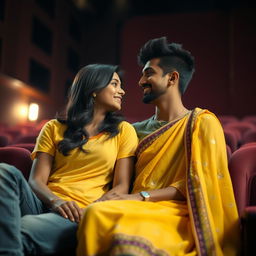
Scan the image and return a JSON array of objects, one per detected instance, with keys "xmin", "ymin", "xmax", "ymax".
[
  {"xmin": 136, "ymin": 112, "xmax": 191, "ymax": 157},
  {"xmin": 185, "ymin": 108, "xmax": 216, "ymax": 256},
  {"xmin": 111, "ymin": 233, "xmax": 169, "ymax": 256}
]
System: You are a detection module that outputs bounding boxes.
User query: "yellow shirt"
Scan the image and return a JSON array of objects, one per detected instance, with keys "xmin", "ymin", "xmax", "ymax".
[{"xmin": 31, "ymin": 120, "xmax": 138, "ymax": 208}]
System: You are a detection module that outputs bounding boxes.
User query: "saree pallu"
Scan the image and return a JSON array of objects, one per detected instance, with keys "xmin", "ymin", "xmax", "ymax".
[{"xmin": 77, "ymin": 108, "xmax": 240, "ymax": 256}]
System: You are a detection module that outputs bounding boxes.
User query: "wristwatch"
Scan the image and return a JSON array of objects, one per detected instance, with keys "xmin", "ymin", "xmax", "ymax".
[{"xmin": 140, "ymin": 191, "xmax": 150, "ymax": 201}]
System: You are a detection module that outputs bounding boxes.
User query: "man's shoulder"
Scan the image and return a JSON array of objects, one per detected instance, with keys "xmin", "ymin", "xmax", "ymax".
[
  {"xmin": 194, "ymin": 108, "xmax": 222, "ymax": 128},
  {"xmin": 132, "ymin": 116, "xmax": 154, "ymax": 130}
]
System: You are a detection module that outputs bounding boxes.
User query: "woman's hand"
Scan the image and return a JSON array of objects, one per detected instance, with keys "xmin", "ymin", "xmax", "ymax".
[{"xmin": 50, "ymin": 198, "xmax": 83, "ymax": 223}]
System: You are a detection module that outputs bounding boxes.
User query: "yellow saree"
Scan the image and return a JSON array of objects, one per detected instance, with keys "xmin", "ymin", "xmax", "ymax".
[{"xmin": 77, "ymin": 108, "xmax": 240, "ymax": 256}]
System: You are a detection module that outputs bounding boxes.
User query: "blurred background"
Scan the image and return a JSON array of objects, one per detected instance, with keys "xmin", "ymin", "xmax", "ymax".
[{"xmin": 0, "ymin": 0, "xmax": 256, "ymax": 127}]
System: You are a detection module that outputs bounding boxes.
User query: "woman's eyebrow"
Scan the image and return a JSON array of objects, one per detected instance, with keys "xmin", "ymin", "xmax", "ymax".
[{"xmin": 111, "ymin": 78, "xmax": 120, "ymax": 82}]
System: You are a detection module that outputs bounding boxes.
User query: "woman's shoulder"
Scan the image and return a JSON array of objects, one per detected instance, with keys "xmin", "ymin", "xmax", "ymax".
[
  {"xmin": 119, "ymin": 120, "xmax": 134, "ymax": 128},
  {"xmin": 40, "ymin": 119, "xmax": 66, "ymax": 132},
  {"xmin": 42, "ymin": 119, "xmax": 61, "ymax": 127},
  {"xmin": 118, "ymin": 121, "xmax": 137, "ymax": 134}
]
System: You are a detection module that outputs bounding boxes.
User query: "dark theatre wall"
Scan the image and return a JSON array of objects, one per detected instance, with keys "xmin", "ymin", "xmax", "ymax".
[{"xmin": 120, "ymin": 10, "xmax": 256, "ymax": 122}]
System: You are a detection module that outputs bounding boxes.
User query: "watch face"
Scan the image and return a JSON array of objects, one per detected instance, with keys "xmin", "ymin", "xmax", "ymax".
[{"xmin": 140, "ymin": 191, "xmax": 150, "ymax": 199}]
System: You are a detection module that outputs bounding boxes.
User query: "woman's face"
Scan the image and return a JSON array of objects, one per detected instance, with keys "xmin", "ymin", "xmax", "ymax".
[{"xmin": 94, "ymin": 72, "xmax": 125, "ymax": 112}]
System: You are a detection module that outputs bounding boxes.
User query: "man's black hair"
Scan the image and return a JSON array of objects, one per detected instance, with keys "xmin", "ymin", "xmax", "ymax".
[{"xmin": 138, "ymin": 37, "xmax": 195, "ymax": 94}]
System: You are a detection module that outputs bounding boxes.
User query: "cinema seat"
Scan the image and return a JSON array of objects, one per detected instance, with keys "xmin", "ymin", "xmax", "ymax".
[
  {"xmin": 228, "ymin": 145, "xmax": 256, "ymax": 255},
  {"xmin": 0, "ymin": 146, "xmax": 32, "ymax": 180}
]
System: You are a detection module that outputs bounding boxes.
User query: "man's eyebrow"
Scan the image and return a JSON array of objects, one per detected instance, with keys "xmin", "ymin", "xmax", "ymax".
[{"xmin": 142, "ymin": 67, "xmax": 154, "ymax": 74}]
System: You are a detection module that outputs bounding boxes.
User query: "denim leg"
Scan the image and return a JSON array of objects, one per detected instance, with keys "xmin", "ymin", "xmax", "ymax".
[
  {"xmin": 0, "ymin": 163, "xmax": 45, "ymax": 256},
  {"xmin": 21, "ymin": 213, "xmax": 77, "ymax": 255}
]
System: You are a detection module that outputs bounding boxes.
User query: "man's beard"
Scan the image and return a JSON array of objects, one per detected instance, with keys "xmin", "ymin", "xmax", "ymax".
[{"xmin": 142, "ymin": 91, "xmax": 164, "ymax": 104}]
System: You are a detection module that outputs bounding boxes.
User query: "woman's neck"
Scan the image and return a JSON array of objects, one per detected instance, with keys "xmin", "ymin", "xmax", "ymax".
[{"xmin": 84, "ymin": 109, "xmax": 106, "ymax": 137}]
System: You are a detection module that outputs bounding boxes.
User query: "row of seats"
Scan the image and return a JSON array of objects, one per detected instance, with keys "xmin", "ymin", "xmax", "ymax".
[
  {"xmin": 228, "ymin": 143, "xmax": 256, "ymax": 255},
  {"xmin": 0, "ymin": 120, "xmax": 48, "ymax": 152},
  {"xmin": 221, "ymin": 115, "xmax": 256, "ymax": 254},
  {"xmin": 0, "ymin": 119, "xmax": 48, "ymax": 146},
  {"xmin": 0, "ymin": 115, "xmax": 256, "ymax": 255},
  {"xmin": 218, "ymin": 115, "xmax": 256, "ymax": 126},
  {"xmin": 0, "ymin": 143, "xmax": 256, "ymax": 255},
  {"xmin": 218, "ymin": 115, "xmax": 256, "ymax": 153}
]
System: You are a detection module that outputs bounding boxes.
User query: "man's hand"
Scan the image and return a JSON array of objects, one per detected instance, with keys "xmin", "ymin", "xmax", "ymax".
[
  {"xmin": 50, "ymin": 199, "xmax": 83, "ymax": 223},
  {"xmin": 95, "ymin": 193, "xmax": 142, "ymax": 202}
]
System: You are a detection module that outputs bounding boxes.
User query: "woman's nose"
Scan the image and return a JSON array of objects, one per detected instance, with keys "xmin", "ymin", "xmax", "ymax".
[{"xmin": 119, "ymin": 87, "xmax": 125, "ymax": 95}]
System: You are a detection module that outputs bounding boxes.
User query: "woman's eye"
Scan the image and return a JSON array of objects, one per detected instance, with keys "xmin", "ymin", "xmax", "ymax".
[{"xmin": 111, "ymin": 82, "xmax": 118, "ymax": 87}]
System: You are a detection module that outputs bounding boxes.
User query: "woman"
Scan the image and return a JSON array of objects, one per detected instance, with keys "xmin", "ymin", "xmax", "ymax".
[{"xmin": 0, "ymin": 64, "xmax": 138, "ymax": 255}]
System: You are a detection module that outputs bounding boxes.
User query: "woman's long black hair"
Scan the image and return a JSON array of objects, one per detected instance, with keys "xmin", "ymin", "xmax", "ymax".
[{"xmin": 57, "ymin": 64, "xmax": 124, "ymax": 156}]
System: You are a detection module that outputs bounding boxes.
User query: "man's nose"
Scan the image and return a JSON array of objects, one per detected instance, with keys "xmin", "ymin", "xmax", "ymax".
[{"xmin": 138, "ymin": 77, "xmax": 146, "ymax": 87}]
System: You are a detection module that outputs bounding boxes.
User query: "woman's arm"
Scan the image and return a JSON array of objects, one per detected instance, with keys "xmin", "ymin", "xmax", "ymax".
[
  {"xmin": 29, "ymin": 152, "xmax": 83, "ymax": 222},
  {"xmin": 95, "ymin": 156, "xmax": 135, "ymax": 201}
]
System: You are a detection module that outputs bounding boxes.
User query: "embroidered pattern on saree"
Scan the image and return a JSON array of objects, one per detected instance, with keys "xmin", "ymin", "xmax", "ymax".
[
  {"xmin": 110, "ymin": 233, "xmax": 169, "ymax": 256},
  {"xmin": 185, "ymin": 109, "xmax": 216, "ymax": 256},
  {"xmin": 136, "ymin": 120, "xmax": 180, "ymax": 157}
]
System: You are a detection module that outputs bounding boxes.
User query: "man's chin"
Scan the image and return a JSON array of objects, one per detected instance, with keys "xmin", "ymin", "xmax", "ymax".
[{"xmin": 142, "ymin": 94, "xmax": 157, "ymax": 104}]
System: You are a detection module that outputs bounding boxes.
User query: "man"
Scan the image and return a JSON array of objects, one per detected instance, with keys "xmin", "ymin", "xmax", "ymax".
[{"xmin": 77, "ymin": 37, "xmax": 240, "ymax": 256}]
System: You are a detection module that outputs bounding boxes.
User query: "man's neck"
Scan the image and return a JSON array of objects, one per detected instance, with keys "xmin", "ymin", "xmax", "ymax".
[
  {"xmin": 154, "ymin": 97, "xmax": 188, "ymax": 122},
  {"xmin": 155, "ymin": 107, "xmax": 189, "ymax": 122}
]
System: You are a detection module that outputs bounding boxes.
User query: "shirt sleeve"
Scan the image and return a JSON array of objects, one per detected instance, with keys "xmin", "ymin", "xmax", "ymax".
[
  {"xmin": 116, "ymin": 121, "xmax": 138, "ymax": 160},
  {"xmin": 31, "ymin": 120, "xmax": 56, "ymax": 159}
]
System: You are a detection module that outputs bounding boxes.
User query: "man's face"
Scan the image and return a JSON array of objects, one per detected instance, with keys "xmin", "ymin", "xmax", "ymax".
[{"xmin": 138, "ymin": 58, "xmax": 169, "ymax": 104}]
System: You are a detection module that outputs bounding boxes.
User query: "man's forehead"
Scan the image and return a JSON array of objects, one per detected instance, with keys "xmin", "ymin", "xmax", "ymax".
[{"xmin": 142, "ymin": 58, "xmax": 160, "ymax": 72}]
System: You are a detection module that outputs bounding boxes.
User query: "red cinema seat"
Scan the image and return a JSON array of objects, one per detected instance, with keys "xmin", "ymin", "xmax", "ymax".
[
  {"xmin": 228, "ymin": 145, "xmax": 256, "ymax": 255},
  {"xmin": 0, "ymin": 146, "xmax": 32, "ymax": 180}
]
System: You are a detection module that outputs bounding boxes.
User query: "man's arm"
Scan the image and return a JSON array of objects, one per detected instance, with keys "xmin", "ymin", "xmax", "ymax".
[{"xmin": 102, "ymin": 186, "xmax": 185, "ymax": 202}]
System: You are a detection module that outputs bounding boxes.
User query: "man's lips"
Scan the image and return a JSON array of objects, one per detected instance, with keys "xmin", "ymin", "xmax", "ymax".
[{"xmin": 142, "ymin": 84, "xmax": 152, "ymax": 94}]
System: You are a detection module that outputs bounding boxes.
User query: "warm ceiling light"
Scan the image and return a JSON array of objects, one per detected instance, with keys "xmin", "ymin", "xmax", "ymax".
[{"xmin": 28, "ymin": 103, "xmax": 39, "ymax": 121}]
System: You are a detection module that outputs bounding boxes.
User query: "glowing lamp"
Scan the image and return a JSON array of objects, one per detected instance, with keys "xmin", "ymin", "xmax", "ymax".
[{"xmin": 28, "ymin": 103, "xmax": 39, "ymax": 121}]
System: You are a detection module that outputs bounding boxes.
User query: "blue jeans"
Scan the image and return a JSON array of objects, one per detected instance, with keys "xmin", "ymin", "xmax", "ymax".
[{"xmin": 0, "ymin": 163, "xmax": 77, "ymax": 256}]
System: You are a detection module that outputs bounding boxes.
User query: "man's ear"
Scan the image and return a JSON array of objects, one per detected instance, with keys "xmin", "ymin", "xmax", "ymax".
[{"xmin": 168, "ymin": 71, "xmax": 179, "ymax": 85}]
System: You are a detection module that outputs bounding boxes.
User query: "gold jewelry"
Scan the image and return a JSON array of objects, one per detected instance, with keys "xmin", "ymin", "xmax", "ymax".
[{"xmin": 92, "ymin": 92, "xmax": 96, "ymax": 98}]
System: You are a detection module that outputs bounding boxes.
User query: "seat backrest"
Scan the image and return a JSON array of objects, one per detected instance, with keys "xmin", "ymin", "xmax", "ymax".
[
  {"xmin": 13, "ymin": 134, "xmax": 38, "ymax": 144},
  {"xmin": 242, "ymin": 115, "xmax": 256, "ymax": 125},
  {"xmin": 9, "ymin": 143, "xmax": 35, "ymax": 152},
  {"xmin": 0, "ymin": 134, "xmax": 10, "ymax": 147},
  {"xmin": 224, "ymin": 129, "xmax": 238, "ymax": 152},
  {"xmin": 242, "ymin": 129, "xmax": 256, "ymax": 145},
  {"xmin": 228, "ymin": 145, "xmax": 256, "ymax": 216},
  {"xmin": 225, "ymin": 122, "xmax": 255, "ymax": 142},
  {"xmin": 218, "ymin": 115, "xmax": 238, "ymax": 126},
  {"xmin": 0, "ymin": 146, "xmax": 32, "ymax": 180},
  {"xmin": 240, "ymin": 142, "xmax": 256, "ymax": 149},
  {"xmin": 226, "ymin": 144, "xmax": 232, "ymax": 161}
]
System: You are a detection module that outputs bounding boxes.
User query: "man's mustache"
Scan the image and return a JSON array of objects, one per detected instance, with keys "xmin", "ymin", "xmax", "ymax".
[{"xmin": 142, "ymin": 84, "xmax": 152, "ymax": 89}]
